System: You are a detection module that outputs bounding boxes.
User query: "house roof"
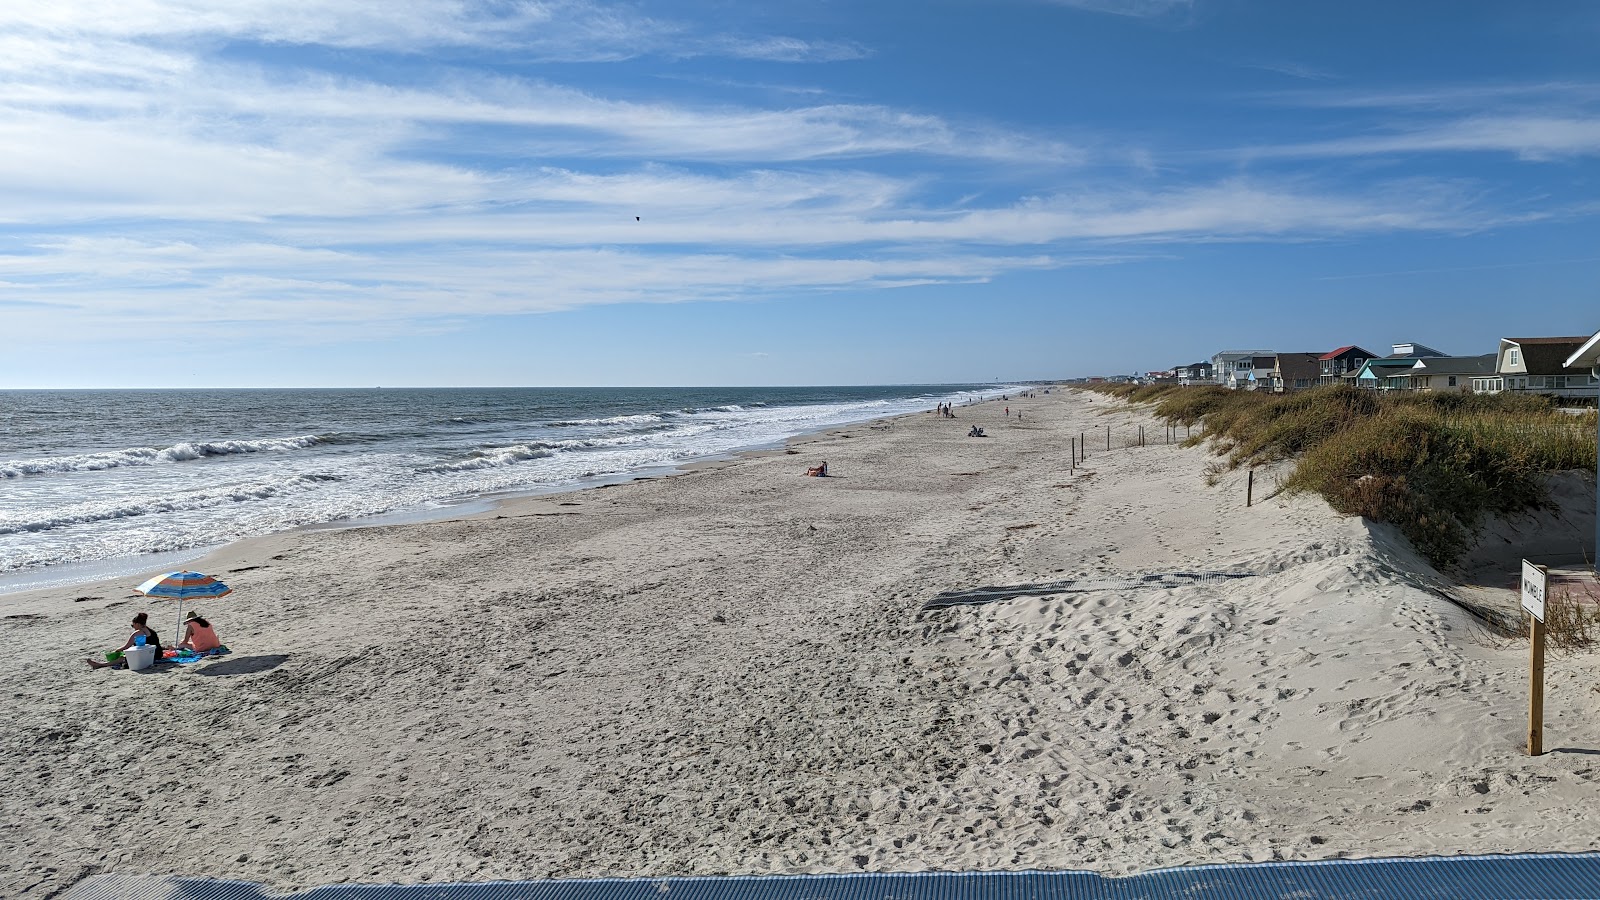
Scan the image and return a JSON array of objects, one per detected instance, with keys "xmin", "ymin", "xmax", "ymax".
[
  {"xmin": 1565, "ymin": 330, "xmax": 1600, "ymax": 369},
  {"xmin": 1411, "ymin": 354, "xmax": 1497, "ymax": 376},
  {"xmin": 1276, "ymin": 352, "xmax": 1321, "ymax": 382},
  {"xmin": 1356, "ymin": 360, "xmax": 1417, "ymax": 378},
  {"xmin": 1318, "ymin": 345, "xmax": 1376, "ymax": 361},
  {"xmin": 1503, "ymin": 337, "xmax": 1593, "ymax": 375}
]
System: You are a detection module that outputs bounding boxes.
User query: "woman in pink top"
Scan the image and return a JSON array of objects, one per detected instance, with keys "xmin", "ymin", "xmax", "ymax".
[{"xmin": 179, "ymin": 612, "xmax": 222, "ymax": 652}]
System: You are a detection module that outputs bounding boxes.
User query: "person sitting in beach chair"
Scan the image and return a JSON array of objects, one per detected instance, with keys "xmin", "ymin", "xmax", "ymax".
[
  {"xmin": 178, "ymin": 611, "xmax": 222, "ymax": 653},
  {"xmin": 85, "ymin": 612, "xmax": 162, "ymax": 670},
  {"xmin": 804, "ymin": 462, "xmax": 829, "ymax": 477}
]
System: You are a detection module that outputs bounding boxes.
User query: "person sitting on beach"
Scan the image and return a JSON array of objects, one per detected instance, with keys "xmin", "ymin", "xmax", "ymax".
[
  {"xmin": 179, "ymin": 611, "xmax": 222, "ymax": 652},
  {"xmin": 968, "ymin": 426, "xmax": 985, "ymax": 437},
  {"xmin": 805, "ymin": 462, "xmax": 829, "ymax": 477},
  {"xmin": 85, "ymin": 612, "xmax": 162, "ymax": 670}
]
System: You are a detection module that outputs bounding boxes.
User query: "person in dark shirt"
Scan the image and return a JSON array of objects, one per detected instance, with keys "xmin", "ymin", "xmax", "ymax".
[{"xmin": 86, "ymin": 612, "xmax": 162, "ymax": 669}]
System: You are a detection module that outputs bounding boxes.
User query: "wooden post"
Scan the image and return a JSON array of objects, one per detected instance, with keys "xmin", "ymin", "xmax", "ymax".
[
  {"xmin": 1139, "ymin": 425, "xmax": 1144, "ymax": 447},
  {"xmin": 1106, "ymin": 425, "xmax": 1110, "ymax": 452},
  {"xmin": 1080, "ymin": 432, "xmax": 1085, "ymax": 459},
  {"xmin": 1070, "ymin": 438, "xmax": 1075, "ymax": 473},
  {"xmin": 1530, "ymin": 614, "xmax": 1546, "ymax": 756},
  {"xmin": 1246, "ymin": 469, "xmax": 1254, "ymax": 507},
  {"xmin": 1523, "ymin": 560, "xmax": 1549, "ymax": 756}
]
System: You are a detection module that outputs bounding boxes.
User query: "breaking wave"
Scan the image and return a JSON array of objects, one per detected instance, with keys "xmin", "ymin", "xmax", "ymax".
[{"xmin": 0, "ymin": 435, "xmax": 328, "ymax": 479}]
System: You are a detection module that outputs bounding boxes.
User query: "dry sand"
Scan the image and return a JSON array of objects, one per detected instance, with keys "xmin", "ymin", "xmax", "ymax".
[{"xmin": 5, "ymin": 389, "xmax": 1600, "ymax": 897}]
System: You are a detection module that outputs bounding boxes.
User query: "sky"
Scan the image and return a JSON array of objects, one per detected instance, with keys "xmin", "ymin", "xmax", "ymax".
[{"xmin": 2, "ymin": 0, "xmax": 1599, "ymax": 388}]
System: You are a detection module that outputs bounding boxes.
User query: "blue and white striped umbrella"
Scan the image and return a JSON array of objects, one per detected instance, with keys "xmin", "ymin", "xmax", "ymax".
[{"xmin": 134, "ymin": 571, "xmax": 232, "ymax": 646}]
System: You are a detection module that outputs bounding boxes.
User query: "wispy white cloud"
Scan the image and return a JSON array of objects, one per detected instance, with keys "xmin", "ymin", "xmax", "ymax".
[
  {"xmin": 1257, "ymin": 81, "xmax": 1600, "ymax": 111},
  {"xmin": 1238, "ymin": 81, "xmax": 1600, "ymax": 161},
  {"xmin": 1041, "ymin": 0, "xmax": 1193, "ymax": 19},
  {"xmin": 1246, "ymin": 115, "xmax": 1600, "ymax": 162},
  {"xmin": 0, "ymin": 174, "xmax": 1503, "ymax": 345},
  {"xmin": 0, "ymin": 236, "xmax": 1070, "ymax": 341},
  {"xmin": 1240, "ymin": 60, "xmax": 1340, "ymax": 82},
  {"xmin": 0, "ymin": 0, "xmax": 865, "ymax": 63}
]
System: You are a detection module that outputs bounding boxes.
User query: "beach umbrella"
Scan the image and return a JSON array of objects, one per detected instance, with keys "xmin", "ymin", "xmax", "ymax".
[{"xmin": 134, "ymin": 571, "xmax": 232, "ymax": 643}]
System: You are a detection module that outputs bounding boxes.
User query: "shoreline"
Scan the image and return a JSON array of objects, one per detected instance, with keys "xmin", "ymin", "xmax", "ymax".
[
  {"xmin": 8, "ymin": 388, "xmax": 1600, "ymax": 897},
  {"xmin": 0, "ymin": 389, "xmax": 1012, "ymax": 601}
]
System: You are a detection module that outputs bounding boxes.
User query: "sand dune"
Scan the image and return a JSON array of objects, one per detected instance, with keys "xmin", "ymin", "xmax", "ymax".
[{"xmin": 5, "ymin": 390, "xmax": 1600, "ymax": 897}]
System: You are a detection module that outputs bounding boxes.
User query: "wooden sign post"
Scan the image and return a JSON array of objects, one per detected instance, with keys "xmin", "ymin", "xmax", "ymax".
[{"xmin": 1523, "ymin": 560, "xmax": 1548, "ymax": 756}]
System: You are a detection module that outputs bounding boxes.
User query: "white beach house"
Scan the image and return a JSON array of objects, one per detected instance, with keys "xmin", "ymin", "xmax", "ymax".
[{"xmin": 1471, "ymin": 336, "xmax": 1600, "ymax": 402}]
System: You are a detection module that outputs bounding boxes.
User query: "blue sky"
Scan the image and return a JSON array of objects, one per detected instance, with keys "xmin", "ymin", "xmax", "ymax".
[{"xmin": 2, "ymin": 0, "xmax": 1598, "ymax": 387}]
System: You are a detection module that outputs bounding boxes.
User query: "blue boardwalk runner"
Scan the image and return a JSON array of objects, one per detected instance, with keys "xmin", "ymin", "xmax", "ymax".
[{"xmin": 62, "ymin": 854, "xmax": 1600, "ymax": 900}]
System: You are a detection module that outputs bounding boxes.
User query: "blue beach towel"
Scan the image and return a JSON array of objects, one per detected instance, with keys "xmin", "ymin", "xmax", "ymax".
[{"xmin": 171, "ymin": 646, "xmax": 231, "ymax": 665}]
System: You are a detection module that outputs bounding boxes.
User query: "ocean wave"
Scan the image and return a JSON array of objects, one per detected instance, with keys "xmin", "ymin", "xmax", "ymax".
[
  {"xmin": 420, "ymin": 444, "xmax": 557, "ymax": 473},
  {"xmin": 0, "ymin": 435, "xmax": 328, "ymax": 479},
  {"xmin": 544, "ymin": 413, "xmax": 670, "ymax": 427},
  {"xmin": 0, "ymin": 472, "xmax": 340, "ymax": 536},
  {"xmin": 418, "ymin": 429, "xmax": 684, "ymax": 474}
]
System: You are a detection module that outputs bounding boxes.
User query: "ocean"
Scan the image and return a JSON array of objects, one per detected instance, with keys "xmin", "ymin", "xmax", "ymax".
[{"xmin": 0, "ymin": 385, "xmax": 1002, "ymax": 591}]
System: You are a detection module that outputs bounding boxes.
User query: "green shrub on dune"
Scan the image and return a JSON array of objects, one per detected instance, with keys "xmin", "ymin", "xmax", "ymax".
[{"xmin": 1086, "ymin": 383, "xmax": 1597, "ymax": 567}]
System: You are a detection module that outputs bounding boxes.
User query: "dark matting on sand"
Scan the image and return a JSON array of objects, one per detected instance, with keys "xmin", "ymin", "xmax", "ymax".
[
  {"xmin": 924, "ymin": 571, "xmax": 1257, "ymax": 610},
  {"xmin": 63, "ymin": 854, "xmax": 1600, "ymax": 900}
]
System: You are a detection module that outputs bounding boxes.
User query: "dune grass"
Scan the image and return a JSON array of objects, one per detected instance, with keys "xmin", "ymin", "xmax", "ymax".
[{"xmin": 1087, "ymin": 383, "xmax": 1597, "ymax": 567}]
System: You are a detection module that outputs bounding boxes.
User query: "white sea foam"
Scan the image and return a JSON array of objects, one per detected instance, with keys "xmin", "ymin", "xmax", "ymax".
[{"xmin": 0, "ymin": 435, "xmax": 326, "ymax": 478}]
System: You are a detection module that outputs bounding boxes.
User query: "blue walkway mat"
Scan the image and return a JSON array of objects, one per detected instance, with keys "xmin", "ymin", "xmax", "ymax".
[{"xmin": 61, "ymin": 854, "xmax": 1600, "ymax": 900}]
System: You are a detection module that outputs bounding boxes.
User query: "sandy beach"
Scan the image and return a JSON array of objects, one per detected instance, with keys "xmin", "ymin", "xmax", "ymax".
[{"xmin": 5, "ymin": 389, "xmax": 1600, "ymax": 897}]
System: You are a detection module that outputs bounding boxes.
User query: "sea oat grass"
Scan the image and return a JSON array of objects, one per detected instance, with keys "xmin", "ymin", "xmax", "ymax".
[
  {"xmin": 1540, "ymin": 588, "xmax": 1600, "ymax": 651},
  {"xmin": 1082, "ymin": 383, "xmax": 1598, "ymax": 567}
]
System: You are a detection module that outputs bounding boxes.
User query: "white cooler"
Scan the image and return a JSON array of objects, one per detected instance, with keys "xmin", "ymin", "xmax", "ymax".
[{"xmin": 124, "ymin": 644, "xmax": 157, "ymax": 671}]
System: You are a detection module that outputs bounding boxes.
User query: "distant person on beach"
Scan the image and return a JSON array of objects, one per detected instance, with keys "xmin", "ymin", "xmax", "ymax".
[
  {"xmin": 85, "ymin": 612, "xmax": 162, "ymax": 670},
  {"xmin": 179, "ymin": 612, "xmax": 222, "ymax": 652},
  {"xmin": 805, "ymin": 462, "xmax": 829, "ymax": 477}
]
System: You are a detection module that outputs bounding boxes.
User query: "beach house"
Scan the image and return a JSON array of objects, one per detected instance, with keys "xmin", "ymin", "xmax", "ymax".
[
  {"xmin": 1173, "ymin": 362, "xmax": 1214, "ymax": 385},
  {"xmin": 1317, "ymin": 346, "xmax": 1376, "ymax": 386},
  {"xmin": 1471, "ymin": 336, "xmax": 1600, "ymax": 401},
  {"xmin": 1209, "ymin": 351, "xmax": 1275, "ymax": 389},
  {"xmin": 1390, "ymin": 354, "xmax": 1497, "ymax": 393},
  {"xmin": 1271, "ymin": 353, "xmax": 1322, "ymax": 392},
  {"xmin": 1353, "ymin": 343, "xmax": 1450, "ymax": 390}
]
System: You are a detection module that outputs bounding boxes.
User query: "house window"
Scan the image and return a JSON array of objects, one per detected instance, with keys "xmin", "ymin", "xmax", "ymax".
[
  {"xmin": 1509, "ymin": 348, "xmax": 1520, "ymax": 367},
  {"xmin": 1448, "ymin": 376, "xmax": 1457, "ymax": 387}
]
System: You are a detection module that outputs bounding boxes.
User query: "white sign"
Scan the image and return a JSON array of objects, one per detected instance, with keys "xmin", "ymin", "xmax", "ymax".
[{"xmin": 1522, "ymin": 560, "xmax": 1547, "ymax": 623}]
